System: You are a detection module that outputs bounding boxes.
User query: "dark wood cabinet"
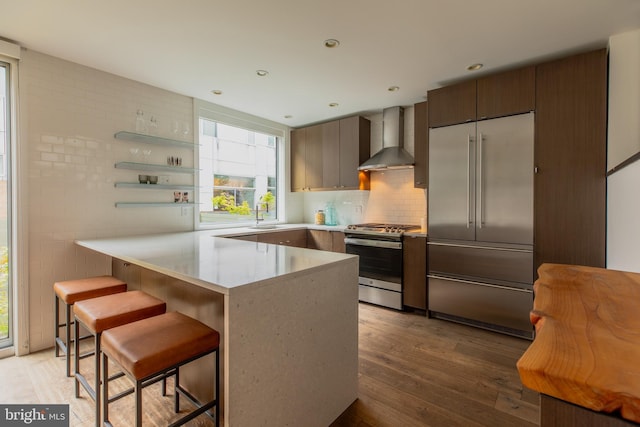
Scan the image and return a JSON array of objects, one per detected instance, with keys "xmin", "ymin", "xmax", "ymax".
[
  {"xmin": 307, "ymin": 229, "xmax": 333, "ymax": 251},
  {"xmin": 428, "ymin": 66, "xmax": 535, "ymax": 128},
  {"xmin": 304, "ymin": 124, "xmax": 324, "ymax": 189},
  {"xmin": 339, "ymin": 116, "xmax": 371, "ymax": 189},
  {"xmin": 230, "ymin": 234, "xmax": 258, "ymax": 242},
  {"xmin": 403, "ymin": 235, "xmax": 427, "ymax": 310},
  {"xmin": 332, "ymin": 231, "xmax": 345, "ymax": 253},
  {"xmin": 290, "ymin": 124, "xmax": 324, "ymax": 191},
  {"xmin": 534, "ymin": 49, "xmax": 607, "ymax": 270},
  {"xmin": 257, "ymin": 229, "xmax": 307, "ymax": 248},
  {"xmin": 291, "ymin": 115, "xmax": 370, "ymax": 192},
  {"xmin": 413, "ymin": 101, "xmax": 428, "ymax": 189},
  {"xmin": 321, "ymin": 120, "xmax": 340, "ymax": 189},
  {"xmin": 540, "ymin": 395, "xmax": 636, "ymax": 427},
  {"xmin": 307, "ymin": 229, "xmax": 346, "ymax": 253},
  {"xmin": 477, "ymin": 66, "xmax": 535, "ymax": 120},
  {"xmin": 290, "ymin": 128, "xmax": 306, "ymax": 191},
  {"xmin": 428, "ymin": 80, "xmax": 476, "ymax": 128}
]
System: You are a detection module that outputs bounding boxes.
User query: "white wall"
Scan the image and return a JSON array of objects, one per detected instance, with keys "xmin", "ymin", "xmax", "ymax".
[
  {"xmin": 607, "ymin": 29, "xmax": 640, "ymax": 171},
  {"xmin": 21, "ymin": 50, "xmax": 195, "ymax": 351},
  {"xmin": 607, "ymin": 161, "xmax": 640, "ymax": 272},
  {"xmin": 607, "ymin": 28, "xmax": 640, "ymax": 272}
]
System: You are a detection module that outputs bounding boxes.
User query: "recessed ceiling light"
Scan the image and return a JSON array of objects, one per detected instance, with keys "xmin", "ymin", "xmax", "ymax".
[
  {"xmin": 211, "ymin": 90, "xmax": 222, "ymax": 95},
  {"xmin": 329, "ymin": 103, "xmax": 339, "ymax": 107},
  {"xmin": 467, "ymin": 63, "xmax": 483, "ymax": 71},
  {"xmin": 388, "ymin": 86, "xmax": 400, "ymax": 92},
  {"xmin": 324, "ymin": 39, "xmax": 340, "ymax": 48},
  {"xmin": 256, "ymin": 70, "xmax": 269, "ymax": 77},
  {"xmin": 284, "ymin": 115, "xmax": 293, "ymax": 119}
]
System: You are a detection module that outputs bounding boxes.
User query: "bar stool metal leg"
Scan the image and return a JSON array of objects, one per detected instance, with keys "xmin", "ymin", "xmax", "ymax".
[
  {"xmin": 54, "ymin": 296, "xmax": 60, "ymax": 358},
  {"xmin": 75, "ymin": 316, "xmax": 102, "ymax": 427},
  {"xmin": 65, "ymin": 302, "xmax": 72, "ymax": 377}
]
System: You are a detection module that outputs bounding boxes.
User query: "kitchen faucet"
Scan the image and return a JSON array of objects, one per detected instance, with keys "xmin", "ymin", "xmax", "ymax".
[{"xmin": 255, "ymin": 203, "xmax": 268, "ymax": 226}]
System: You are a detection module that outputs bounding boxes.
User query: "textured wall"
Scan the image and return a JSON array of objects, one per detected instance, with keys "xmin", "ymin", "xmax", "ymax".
[{"xmin": 21, "ymin": 50, "xmax": 194, "ymax": 351}]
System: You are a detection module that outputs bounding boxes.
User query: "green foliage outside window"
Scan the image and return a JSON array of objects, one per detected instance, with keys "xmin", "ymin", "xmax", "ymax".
[
  {"xmin": 260, "ymin": 191, "xmax": 275, "ymax": 210},
  {"xmin": 0, "ymin": 246, "xmax": 8, "ymax": 339},
  {"xmin": 211, "ymin": 192, "xmax": 251, "ymax": 215}
]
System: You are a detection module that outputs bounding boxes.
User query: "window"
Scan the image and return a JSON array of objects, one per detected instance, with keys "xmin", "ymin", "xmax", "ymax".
[
  {"xmin": 0, "ymin": 61, "xmax": 12, "ymax": 348},
  {"xmin": 196, "ymin": 101, "xmax": 284, "ymax": 228}
]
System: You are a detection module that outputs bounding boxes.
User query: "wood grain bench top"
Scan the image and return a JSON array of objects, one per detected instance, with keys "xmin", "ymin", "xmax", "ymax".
[
  {"xmin": 101, "ymin": 311, "xmax": 220, "ymax": 380},
  {"xmin": 517, "ymin": 263, "xmax": 640, "ymax": 423}
]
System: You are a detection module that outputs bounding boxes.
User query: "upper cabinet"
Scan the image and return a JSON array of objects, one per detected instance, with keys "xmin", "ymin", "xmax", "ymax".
[
  {"xmin": 321, "ymin": 120, "xmax": 341, "ymax": 188},
  {"xmin": 428, "ymin": 66, "xmax": 535, "ymax": 128},
  {"xmin": 477, "ymin": 66, "xmax": 535, "ymax": 120},
  {"xmin": 290, "ymin": 128, "xmax": 307, "ymax": 191},
  {"xmin": 413, "ymin": 101, "xmax": 428, "ymax": 188},
  {"xmin": 338, "ymin": 116, "xmax": 371, "ymax": 189},
  {"xmin": 291, "ymin": 125, "xmax": 325, "ymax": 191},
  {"xmin": 291, "ymin": 115, "xmax": 370, "ymax": 192},
  {"xmin": 428, "ymin": 80, "xmax": 476, "ymax": 127}
]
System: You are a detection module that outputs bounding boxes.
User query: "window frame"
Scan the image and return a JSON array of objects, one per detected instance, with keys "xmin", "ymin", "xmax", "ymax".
[{"xmin": 194, "ymin": 99, "xmax": 287, "ymax": 230}]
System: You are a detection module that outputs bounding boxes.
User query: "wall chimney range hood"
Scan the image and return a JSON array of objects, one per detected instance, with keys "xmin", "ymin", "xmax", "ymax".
[{"xmin": 358, "ymin": 106, "xmax": 415, "ymax": 171}]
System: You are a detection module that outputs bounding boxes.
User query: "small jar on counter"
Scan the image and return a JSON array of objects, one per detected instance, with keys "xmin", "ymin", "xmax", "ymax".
[{"xmin": 315, "ymin": 210, "xmax": 325, "ymax": 225}]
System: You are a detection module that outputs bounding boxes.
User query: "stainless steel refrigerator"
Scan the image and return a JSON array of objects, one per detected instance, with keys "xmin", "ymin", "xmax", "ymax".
[{"xmin": 427, "ymin": 112, "xmax": 534, "ymax": 339}]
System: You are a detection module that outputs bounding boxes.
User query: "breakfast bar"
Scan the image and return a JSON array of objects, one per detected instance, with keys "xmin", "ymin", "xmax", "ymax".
[
  {"xmin": 517, "ymin": 263, "xmax": 640, "ymax": 426},
  {"xmin": 76, "ymin": 231, "xmax": 359, "ymax": 427}
]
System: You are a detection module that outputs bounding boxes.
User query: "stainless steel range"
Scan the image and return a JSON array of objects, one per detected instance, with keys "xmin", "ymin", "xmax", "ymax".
[{"xmin": 344, "ymin": 223, "xmax": 420, "ymax": 310}]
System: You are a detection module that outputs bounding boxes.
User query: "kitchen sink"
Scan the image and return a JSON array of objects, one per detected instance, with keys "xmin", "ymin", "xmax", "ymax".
[{"xmin": 250, "ymin": 224, "xmax": 280, "ymax": 229}]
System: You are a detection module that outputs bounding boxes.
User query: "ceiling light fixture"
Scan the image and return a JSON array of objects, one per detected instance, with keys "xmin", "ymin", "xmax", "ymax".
[
  {"xmin": 388, "ymin": 86, "xmax": 400, "ymax": 92},
  {"xmin": 211, "ymin": 90, "xmax": 222, "ymax": 95},
  {"xmin": 256, "ymin": 70, "xmax": 269, "ymax": 77},
  {"xmin": 284, "ymin": 115, "xmax": 293, "ymax": 119},
  {"xmin": 324, "ymin": 39, "xmax": 340, "ymax": 48},
  {"xmin": 467, "ymin": 63, "xmax": 483, "ymax": 71},
  {"xmin": 329, "ymin": 102, "xmax": 339, "ymax": 107}
]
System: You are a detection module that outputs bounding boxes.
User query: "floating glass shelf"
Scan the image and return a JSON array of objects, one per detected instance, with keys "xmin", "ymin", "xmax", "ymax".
[
  {"xmin": 114, "ymin": 131, "xmax": 197, "ymax": 149},
  {"xmin": 115, "ymin": 202, "xmax": 195, "ymax": 208},
  {"xmin": 114, "ymin": 162, "xmax": 198, "ymax": 174},
  {"xmin": 114, "ymin": 182, "xmax": 195, "ymax": 190}
]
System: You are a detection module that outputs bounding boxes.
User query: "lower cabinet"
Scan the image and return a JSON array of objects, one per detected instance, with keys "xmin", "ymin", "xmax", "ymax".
[
  {"xmin": 228, "ymin": 229, "xmax": 345, "ymax": 252},
  {"xmin": 231, "ymin": 234, "xmax": 258, "ymax": 242},
  {"xmin": 257, "ymin": 229, "xmax": 307, "ymax": 248},
  {"xmin": 403, "ymin": 235, "xmax": 427, "ymax": 310},
  {"xmin": 307, "ymin": 229, "xmax": 346, "ymax": 253}
]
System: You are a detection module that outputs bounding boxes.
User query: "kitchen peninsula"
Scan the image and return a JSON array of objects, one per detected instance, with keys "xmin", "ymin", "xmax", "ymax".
[{"xmin": 76, "ymin": 230, "xmax": 359, "ymax": 427}]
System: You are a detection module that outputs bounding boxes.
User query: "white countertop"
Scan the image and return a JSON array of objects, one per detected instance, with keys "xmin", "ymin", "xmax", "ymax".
[{"xmin": 76, "ymin": 228, "xmax": 356, "ymax": 295}]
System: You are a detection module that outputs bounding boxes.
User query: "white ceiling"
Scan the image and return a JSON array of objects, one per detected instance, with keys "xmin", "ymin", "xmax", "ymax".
[{"xmin": 1, "ymin": 0, "xmax": 639, "ymax": 127}]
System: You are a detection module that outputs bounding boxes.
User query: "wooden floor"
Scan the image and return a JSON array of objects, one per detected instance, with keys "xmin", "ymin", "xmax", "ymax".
[{"xmin": 0, "ymin": 303, "xmax": 539, "ymax": 427}]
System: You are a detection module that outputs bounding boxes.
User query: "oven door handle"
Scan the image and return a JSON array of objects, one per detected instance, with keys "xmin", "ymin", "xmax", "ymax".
[{"xmin": 344, "ymin": 237, "xmax": 402, "ymax": 249}]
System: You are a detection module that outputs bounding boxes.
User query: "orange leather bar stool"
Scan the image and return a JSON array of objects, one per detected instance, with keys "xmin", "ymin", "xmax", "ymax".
[
  {"xmin": 73, "ymin": 290, "xmax": 166, "ymax": 427},
  {"xmin": 54, "ymin": 276, "xmax": 127, "ymax": 377},
  {"xmin": 101, "ymin": 311, "xmax": 220, "ymax": 427}
]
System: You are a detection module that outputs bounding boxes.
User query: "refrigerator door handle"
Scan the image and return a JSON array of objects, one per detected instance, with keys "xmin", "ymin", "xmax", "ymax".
[
  {"xmin": 467, "ymin": 134, "xmax": 473, "ymax": 228},
  {"xmin": 478, "ymin": 132, "xmax": 484, "ymax": 228}
]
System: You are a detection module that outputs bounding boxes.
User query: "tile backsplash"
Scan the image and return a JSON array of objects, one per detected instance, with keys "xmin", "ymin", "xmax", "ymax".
[
  {"xmin": 364, "ymin": 169, "xmax": 426, "ymax": 225},
  {"xmin": 303, "ymin": 168, "xmax": 426, "ymax": 226}
]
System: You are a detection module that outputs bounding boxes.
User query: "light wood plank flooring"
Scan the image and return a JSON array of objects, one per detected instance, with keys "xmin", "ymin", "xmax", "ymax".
[{"xmin": 0, "ymin": 303, "xmax": 539, "ymax": 426}]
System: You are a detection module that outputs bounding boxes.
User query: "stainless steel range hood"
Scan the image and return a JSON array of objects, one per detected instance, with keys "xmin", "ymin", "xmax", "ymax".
[{"xmin": 358, "ymin": 106, "xmax": 415, "ymax": 171}]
